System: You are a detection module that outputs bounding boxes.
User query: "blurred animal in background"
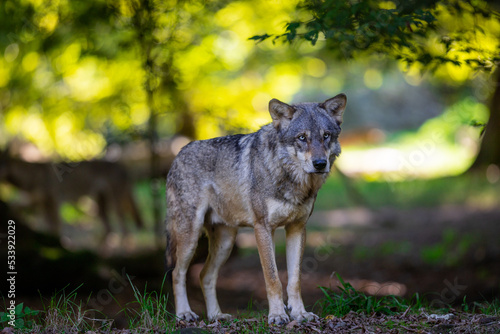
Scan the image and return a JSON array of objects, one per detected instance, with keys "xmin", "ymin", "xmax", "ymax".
[
  {"xmin": 166, "ymin": 94, "xmax": 347, "ymax": 324},
  {"xmin": 0, "ymin": 148, "xmax": 144, "ymax": 245},
  {"xmin": 105, "ymin": 136, "xmax": 190, "ymax": 180}
]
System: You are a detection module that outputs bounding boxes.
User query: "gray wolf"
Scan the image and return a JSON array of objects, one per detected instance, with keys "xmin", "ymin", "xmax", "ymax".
[
  {"xmin": 166, "ymin": 94, "xmax": 347, "ymax": 324},
  {"xmin": 0, "ymin": 154, "xmax": 144, "ymax": 241}
]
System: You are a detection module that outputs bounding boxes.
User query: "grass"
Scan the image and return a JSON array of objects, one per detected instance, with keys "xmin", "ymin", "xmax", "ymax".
[
  {"xmin": 0, "ymin": 278, "xmax": 175, "ymax": 333},
  {"xmin": 2, "ymin": 274, "xmax": 499, "ymax": 333},
  {"xmin": 39, "ymin": 284, "xmax": 122, "ymax": 332},
  {"xmin": 0, "ymin": 284, "xmax": 112, "ymax": 333},
  {"xmin": 121, "ymin": 275, "xmax": 176, "ymax": 331},
  {"xmin": 315, "ymin": 273, "xmax": 423, "ymax": 317}
]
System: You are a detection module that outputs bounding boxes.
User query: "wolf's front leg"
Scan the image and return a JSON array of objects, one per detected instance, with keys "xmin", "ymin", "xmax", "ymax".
[
  {"xmin": 254, "ymin": 223, "xmax": 290, "ymax": 325},
  {"xmin": 285, "ymin": 223, "xmax": 318, "ymax": 322}
]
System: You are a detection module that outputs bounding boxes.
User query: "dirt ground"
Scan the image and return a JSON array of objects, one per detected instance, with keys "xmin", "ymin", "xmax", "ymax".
[
  {"xmin": 184, "ymin": 205, "xmax": 500, "ymax": 316},
  {"xmin": 3, "ymin": 203, "xmax": 500, "ymax": 328}
]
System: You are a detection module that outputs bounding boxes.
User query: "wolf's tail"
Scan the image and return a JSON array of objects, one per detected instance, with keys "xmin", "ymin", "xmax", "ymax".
[{"xmin": 165, "ymin": 215, "xmax": 176, "ymax": 283}]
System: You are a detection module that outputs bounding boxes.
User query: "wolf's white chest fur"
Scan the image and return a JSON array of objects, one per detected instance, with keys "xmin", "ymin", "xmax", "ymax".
[
  {"xmin": 207, "ymin": 183, "xmax": 314, "ymax": 228},
  {"xmin": 265, "ymin": 198, "xmax": 314, "ymax": 227}
]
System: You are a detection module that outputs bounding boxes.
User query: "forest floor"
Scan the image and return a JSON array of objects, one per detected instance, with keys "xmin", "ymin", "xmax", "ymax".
[
  {"xmin": 1, "ymin": 174, "xmax": 500, "ymax": 333},
  {"xmin": 2, "ymin": 205, "xmax": 500, "ymax": 333},
  {"xmin": 4, "ymin": 310, "xmax": 498, "ymax": 334}
]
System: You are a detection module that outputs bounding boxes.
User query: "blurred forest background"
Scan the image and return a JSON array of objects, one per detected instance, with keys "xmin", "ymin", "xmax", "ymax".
[{"xmin": 1, "ymin": 0, "xmax": 499, "ymax": 327}]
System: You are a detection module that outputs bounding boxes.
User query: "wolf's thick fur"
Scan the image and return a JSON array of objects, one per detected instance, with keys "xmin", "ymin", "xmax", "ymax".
[
  {"xmin": 166, "ymin": 94, "xmax": 347, "ymax": 324},
  {"xmin": 0, "ymin": 157, "xmax": 144, "ymax": 240}
]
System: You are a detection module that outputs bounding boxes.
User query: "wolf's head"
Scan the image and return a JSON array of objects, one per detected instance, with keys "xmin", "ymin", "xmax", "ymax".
[{"xmin": 269, "ymin": 94, "xmax": 346, "ymax": 175}]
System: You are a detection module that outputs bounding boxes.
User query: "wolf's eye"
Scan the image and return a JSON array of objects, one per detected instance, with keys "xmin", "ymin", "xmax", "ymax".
[
  {"xmin": 297, "ymin": 134, "xmax": 307, "ymax": 142},
  {"xmin": 323, "ymin": 133, "xmax": 330, "ymax": 140}
]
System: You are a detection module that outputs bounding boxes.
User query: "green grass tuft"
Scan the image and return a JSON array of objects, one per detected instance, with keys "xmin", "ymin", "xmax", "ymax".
[
  {"xmin": 124, "ymin": 274, "xmax": 176, "ymax": 331},
  {"xmin": 316, "ymin": 273, "xmax": 424, "ymax": 317}
]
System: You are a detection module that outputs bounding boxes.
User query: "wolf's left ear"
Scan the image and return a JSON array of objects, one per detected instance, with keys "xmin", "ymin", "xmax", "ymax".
[
  {"xmin": 269, "ymin": 98, "xmax": 295, "ymax": 129},
  {"xmin": 321, "ymin": 93, "xmax": 347, "ymax": 125}
]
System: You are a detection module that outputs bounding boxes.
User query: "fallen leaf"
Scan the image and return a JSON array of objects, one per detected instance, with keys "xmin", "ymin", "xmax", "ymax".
[
  {"xmin": 286, "ymin": 320, "xmax": 298, "ymax": 329},
  {"xmin": 1, "ymin": 328, "xmax": 15, "ymax": 334}
]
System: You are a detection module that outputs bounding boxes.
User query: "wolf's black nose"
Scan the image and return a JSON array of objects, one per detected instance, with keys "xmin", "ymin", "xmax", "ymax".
[{"xmin": 313, "ymin": 159, "xmax": 327, "ymax": 171}]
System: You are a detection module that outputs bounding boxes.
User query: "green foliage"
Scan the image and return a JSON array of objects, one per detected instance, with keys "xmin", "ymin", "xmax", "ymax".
[
  {"xmin": 315, "ymin": 170, "xmax": 500, "ymax": 211},
  {"xmin": 316, "ymin": 273, "xmax": 420, "ymax": 317},
  {"xmin": 405, "ymin": 97, "xmax": 489, "ymax": 146},
  {"xmin": 253, "ymin": 0, "xmax": 500, "ymax": 74},
  {"xmin": 1, "ymin": 0, "xmax": 332, "ymax": 157},
  {"xmin": 420, "ymin": 228, "xmax": 477, "ymax": 266},
  {"xmin": 60, "ymin": 202, "xmax": 88, "ymax": 224},
  {"xmin": 276, "ymin": 0, "xmax": 435, "ymax": 49},
  {"xmin": 0, "ymin": 302, "xmax": 39, "ymax": 329},
  {"xmin": 2, "ymin": 0, "xmax": 498, "ymax": 162}
]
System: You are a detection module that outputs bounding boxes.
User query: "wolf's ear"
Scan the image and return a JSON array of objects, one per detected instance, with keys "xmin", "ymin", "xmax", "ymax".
[
  {"xmin": 322, "ymin": 93, "xmax": 347, "ymax": 125},
  {"xmin": 269, "ymin": 99, "xmax": 295, "ymax": 129}
]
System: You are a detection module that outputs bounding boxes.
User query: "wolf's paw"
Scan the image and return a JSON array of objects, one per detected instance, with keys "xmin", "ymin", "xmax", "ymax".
[
  {"xmin": 177, "ymin": 310, "xmax": 199, "ymax": 322},
  {"xmin": 268, "ymin": 313, "xmax": 290, "ymax": 325},
  {"xmin": 209, "ymin": 313, "xmax": 232, "ymax": 322},
  {"xmin": 290, "ymin": 310, "xmax": 318, "ymax": 322}
]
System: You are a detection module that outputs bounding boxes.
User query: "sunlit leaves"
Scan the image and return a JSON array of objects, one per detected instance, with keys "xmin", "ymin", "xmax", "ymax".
[
  {"xmin": 248, "ymin": 33, "xmax": 272, "ymax": 43},
  {"xmin": 0, "ymin": 59, "xmax": 12, "ymax": 87},
  {"xmin": 0, "ymin": 0, "xmax": 343, "ymax": 157},
  {"xmin": 254, "ymin": 0, "xmax": 499, "ymax": 78}
]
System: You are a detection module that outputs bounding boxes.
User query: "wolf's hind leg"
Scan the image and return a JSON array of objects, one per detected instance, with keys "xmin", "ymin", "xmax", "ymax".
[
  {"xmin": 172, "ymin": 213, "xmax": 203, "ymax": 322},
  {"xmin": 200, "ymin": 223, "xmax": 237, "ymax": 322}
]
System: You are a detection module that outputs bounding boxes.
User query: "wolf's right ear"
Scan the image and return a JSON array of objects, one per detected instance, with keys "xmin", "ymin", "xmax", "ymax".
[
  {"xmin": 322, "ymin": 93, "xmax": 347, "ymax": 125},
  {"xmin": 269, "ymin": 99, "xmax": 295, "ymax": 129}
]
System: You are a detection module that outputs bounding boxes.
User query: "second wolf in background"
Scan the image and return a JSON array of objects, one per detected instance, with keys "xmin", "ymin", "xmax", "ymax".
[{"xmin": 0, "ymin": 155, "xmax": 144, "ymax": 243}]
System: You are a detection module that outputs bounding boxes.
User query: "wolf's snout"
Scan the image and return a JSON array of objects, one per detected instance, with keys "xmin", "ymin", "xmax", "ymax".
[{"xmin": 312, "ymin": 159, "xmax": 327, "ymax": 171}]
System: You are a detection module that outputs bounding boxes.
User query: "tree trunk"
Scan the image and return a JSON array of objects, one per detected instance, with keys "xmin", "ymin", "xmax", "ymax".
[
  {"xmin": 134, "ymin": 0, "xmax": 163, "ymax": 242},
  {"xmin": 147, "ymin": 84, "xmax": 162, "ymax": 240},
  {"xmin": 470, "ymin": 69, "xmax": 500, "ymax": 170},
  {"xmin": 178, "ymin": 108, "xmax": 197, "ymax": 139}
]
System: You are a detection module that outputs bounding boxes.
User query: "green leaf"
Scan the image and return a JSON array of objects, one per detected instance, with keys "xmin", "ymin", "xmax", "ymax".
[
  {"xmin": 15, "ymin": 303, "xmax": 24, "ymax": 316},
  {"xmin": 248, "ymin": 34, "xmax": 272, "ymax": 43}
]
